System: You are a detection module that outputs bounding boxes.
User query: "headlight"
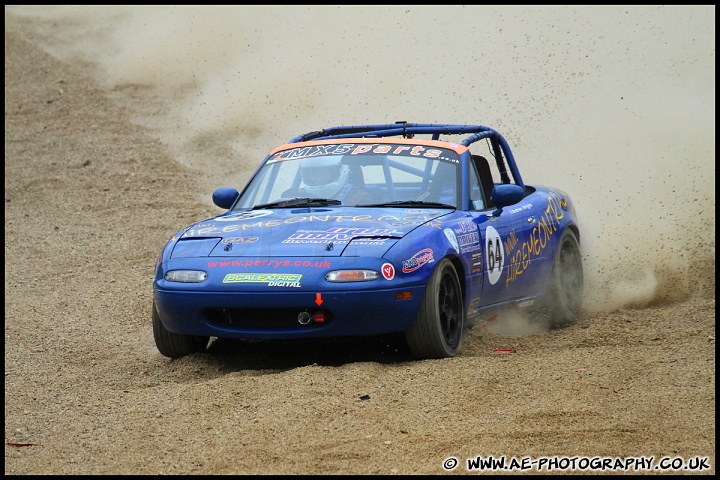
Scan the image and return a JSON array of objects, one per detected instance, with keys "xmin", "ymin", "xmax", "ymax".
[
  {"xmin": 164, "ymin": 270, "xmax": 208, "ymax": 283},
  {"xmin": 325, "ymin": 270, "xmax": 380, "ymax": 282}
]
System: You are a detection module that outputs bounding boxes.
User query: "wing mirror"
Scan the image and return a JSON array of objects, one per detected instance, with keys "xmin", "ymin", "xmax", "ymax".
[
  {"xmin": 212, "ymin": 187, "xmax": 239, "ymax": 209},
  {"xmin": 490, "ymin": 184, "xmax": 525, "ymax": 216}
]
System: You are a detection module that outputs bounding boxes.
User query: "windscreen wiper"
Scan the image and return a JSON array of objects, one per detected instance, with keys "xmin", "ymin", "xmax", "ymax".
[
  {"xmin": 253, "ymin": 197, "xmax": 342, "ymax": 209},
  {"xmin": 359, "ymin": 200, "xmax": 455, "ymax": 209}
]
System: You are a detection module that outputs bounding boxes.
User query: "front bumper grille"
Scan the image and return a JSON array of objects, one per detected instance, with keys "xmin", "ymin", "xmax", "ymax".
[{"xmin": 205, "ymin": 307, "xmax": 332, "ymax": 328}]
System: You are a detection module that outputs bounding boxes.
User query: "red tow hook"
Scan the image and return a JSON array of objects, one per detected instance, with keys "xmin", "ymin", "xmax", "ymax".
[{"xmin": 314, "ymin": 310, "xmax": 326, "ymax": 323}]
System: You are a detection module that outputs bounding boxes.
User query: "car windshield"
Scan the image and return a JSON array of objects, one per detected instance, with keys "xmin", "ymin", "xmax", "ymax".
[{"xmin": 233, "ymin": 143, "xmax": 461, "ymax": 210}]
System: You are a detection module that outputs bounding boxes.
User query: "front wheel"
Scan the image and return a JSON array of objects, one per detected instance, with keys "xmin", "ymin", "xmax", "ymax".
[
  {"xmin": 405, "ymin": 258, "xmax": 464, "ymax": 359},
  {"xmin": 152, "ymin": 300, "xmax": 209, "ymax": 358},
  {"xmin": 540, "ymin": 228, "xmax": 584, "ymax": 327}
]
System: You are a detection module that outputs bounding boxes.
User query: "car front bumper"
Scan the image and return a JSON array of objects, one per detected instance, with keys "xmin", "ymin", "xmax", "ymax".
[{"xmin": 153, "ymin": 285, "xmax": 426, "ymax": 339}]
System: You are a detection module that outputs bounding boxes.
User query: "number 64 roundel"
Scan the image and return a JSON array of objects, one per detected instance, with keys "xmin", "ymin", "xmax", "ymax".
[{"xmin": 485, "ymin": 225, "xmax": 505, "ymax": 285}]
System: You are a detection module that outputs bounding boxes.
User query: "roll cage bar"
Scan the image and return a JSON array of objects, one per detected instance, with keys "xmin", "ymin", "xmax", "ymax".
[{"xmin": 287, "ymin": 121, "xmax": 523, "ymax": 189}]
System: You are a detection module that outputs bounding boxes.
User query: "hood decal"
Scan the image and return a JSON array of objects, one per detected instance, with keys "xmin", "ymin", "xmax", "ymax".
[{"xmin": 178, "ymin": 208, "xmax": 452, "ymax": 258}]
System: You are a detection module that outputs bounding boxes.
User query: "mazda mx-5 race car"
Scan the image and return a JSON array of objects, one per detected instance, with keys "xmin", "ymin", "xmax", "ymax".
[{"xmin": 152, "ymin": 122, "xmax": 583, "ymax": 359}]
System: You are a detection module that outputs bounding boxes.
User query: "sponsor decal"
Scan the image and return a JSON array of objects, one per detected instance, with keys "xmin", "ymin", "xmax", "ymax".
[
  {"xmin": 327, "ymin": 227, "xmax": 400, "ymax": 235},
  {"xmin": 208, "ymin": 259, "xmax": 331, "ymax": 269},
  {"xmin": 214, "ymin": 210, "xmax": 273, "ymax": 222},
  {"xmin": 402, "ymin": 248, "xmax": 434, "ymax": 273},
  {"xmin": 507, "ymin": 203, "xmax": 534, "ymax": 214},
  {"xmin": 470, "ymin": 251, "xmax": 483, "ymax": 273},
  {"xmin": 444, "ymin": 228, "xmax": 459, "ymax": 253},
  {"xmin": 282, "ymin": 226, "xmax": 398, "ymax": 245},
  {"xmin": 221, "ymin": 236, "xmax": 259, "ymax": 244},
  {"xmin": 381, "ymin": 263, "xmax": 395, "ymax": 280},
  {"xmin": 283, "ymin": 237, "xmax": 388, "ymax": 245},
  {"xmin": 504, "ymin": 190, "xmax": 566, "ymax": 286},
  {"xmin": 456, "ymin": 220, "xmax": 481, "ymax": 253},
  {"xmin": 222, "ymin": 272, "xmax": 303, "ymax": 288},
  {"xmin": 272, "ymin": 144, "xmax": 453, "ymax": 161},
  {"xmin": 381, "ymin": 217, "xmax": 443, "ymax": 229},
  {"xmin": 406, "ymin": 209, "xmax": 443, "ymax": 214}
]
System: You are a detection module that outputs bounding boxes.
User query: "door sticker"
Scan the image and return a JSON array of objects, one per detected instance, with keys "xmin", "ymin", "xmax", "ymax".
[{"xmin": 485, "ymin": 226, "xmax": 504, "ymax": 285}]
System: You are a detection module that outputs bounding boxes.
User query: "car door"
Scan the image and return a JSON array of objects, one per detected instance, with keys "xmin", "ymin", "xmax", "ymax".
[{"xmin": 467, "ymin": 155, "xmax": 538, "ymax": 307}]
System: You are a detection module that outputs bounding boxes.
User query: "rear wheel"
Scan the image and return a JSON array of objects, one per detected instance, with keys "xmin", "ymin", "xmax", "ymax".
[
  {"xmin": 405, "ymin": 258, "xmax": 464, "ymax": 359},
  {"xmin": 541, "ymin": 229, "xmax": 584, "ymax": 327},
  {"xmin": 152, "ymin": 300, "xmax": 209, "ymax": 358}
]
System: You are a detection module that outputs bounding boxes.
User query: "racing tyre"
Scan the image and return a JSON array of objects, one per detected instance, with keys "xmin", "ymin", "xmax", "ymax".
[
  {"xmin": 405, "ymin": 258, "xmax": 464, "ymax": 359},
  {"xmin": 542, "ymin": 229, "xmax": 584, "ymax": 327},
  {"xmin": 152, "ymin": 300, "xmax": 209, "ymax": 358}
]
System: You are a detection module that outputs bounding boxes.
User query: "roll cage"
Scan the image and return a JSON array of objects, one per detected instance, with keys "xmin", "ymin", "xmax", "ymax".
[{"xmin": 287, "ymin": 121, "xmax": 523, "ymax": 190}]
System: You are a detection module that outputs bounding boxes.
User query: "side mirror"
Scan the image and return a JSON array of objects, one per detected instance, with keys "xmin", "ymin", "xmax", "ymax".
[
  {"xmin": 490, "ymin": 184, "xmax": 524, "ymax": 215},
  {"xmin": 212, "ymin": 187, "xmax": 239, "ymax": 209}
]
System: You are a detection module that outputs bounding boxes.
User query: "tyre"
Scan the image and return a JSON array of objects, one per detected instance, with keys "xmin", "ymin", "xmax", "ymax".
[
  {"xmin": 405, "ymin": 258, "xmax": 464, "ymax": 359},
  {"xmin": 152, "ymin": 300, "xmax": 209, "ymax": 358},
  {"xmin": 541, "ymin": 228, "xmax": 584, "ymax": 327}
]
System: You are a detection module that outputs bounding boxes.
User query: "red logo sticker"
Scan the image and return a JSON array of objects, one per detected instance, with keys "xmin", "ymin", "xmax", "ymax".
[{"xmin": 381, "ymin": 263, "xmax": 395, "ymax": 280}]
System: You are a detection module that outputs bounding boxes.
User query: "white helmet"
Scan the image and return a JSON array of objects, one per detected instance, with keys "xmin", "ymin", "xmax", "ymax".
[{"xmin": 299, "ymin": 156, "xmax": 349, "ymax": 198}]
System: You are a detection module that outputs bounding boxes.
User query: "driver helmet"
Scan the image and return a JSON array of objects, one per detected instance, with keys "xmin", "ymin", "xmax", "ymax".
[{"xmin": 299, "ymin": 156, "xmax": 350, "ymax": 198}]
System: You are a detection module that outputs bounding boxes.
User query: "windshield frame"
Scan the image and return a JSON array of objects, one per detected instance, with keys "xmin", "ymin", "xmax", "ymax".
[{"xmin": 233, "ymin": 142, "xmax": 462, "ymax": 210}]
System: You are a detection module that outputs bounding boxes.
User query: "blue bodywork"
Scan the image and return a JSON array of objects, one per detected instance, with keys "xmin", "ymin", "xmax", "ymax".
[{"xmin": 153, "ymin": 123, "xmax": 580, "ymax": 343}]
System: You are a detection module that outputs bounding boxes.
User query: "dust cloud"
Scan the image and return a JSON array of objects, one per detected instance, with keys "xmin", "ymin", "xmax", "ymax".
[{"xmin": 6, "ymin": 5, "xmax": 714, "ymax": 314}]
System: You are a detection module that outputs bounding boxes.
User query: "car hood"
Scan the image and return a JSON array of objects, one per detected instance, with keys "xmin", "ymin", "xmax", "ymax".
[{"xmin": 170, "ymin": 207, "xmax": 451, "ymax": 258}]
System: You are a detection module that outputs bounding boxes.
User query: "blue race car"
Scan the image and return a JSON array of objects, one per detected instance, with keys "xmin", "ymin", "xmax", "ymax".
[{"xmin": 152, "ymin": 122, "xmax": 583, "ymax": 359}]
